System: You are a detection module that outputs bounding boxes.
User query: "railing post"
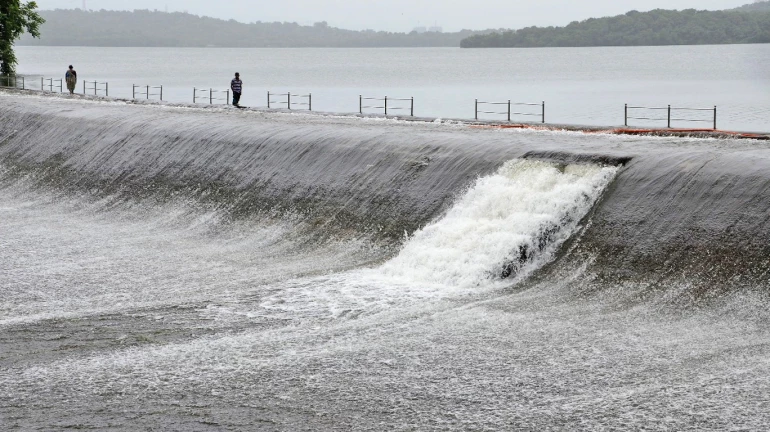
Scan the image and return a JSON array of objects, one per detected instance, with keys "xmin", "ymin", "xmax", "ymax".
[
  {"xmin": 83, "ymin": 80, "xmax": 85, "ymax": 94},
  {"xmin": 667, "ymin": 105, "xmax": 671, "ymax": 128},
  {"xmin": 384, "ymin": 96, "xmax": 388, "ymax": 116},
  {"xmin": 160, "ymin": 86, "xmax": 163, "ymax": 101},
  {"xmin": 624, "ymin": 104, "xmax": 628, "ymax": 127},
  {"xmin": 542, "ymin": 101, "xmax": 545, "ymax": 124},
  {"xmin": 105, "ymin": 82, "xmax": 109, "ymax": 97},
  {"xmin": 41, "ymin": 77, "xmax": 44, "ymax": 91},
  {"xmin": 227, "ymin": 90, "xmax": 230, "ymax": 105},
  {"xmin": 713, "ymin": 106, "xmax": 717, "ymax": 130},
  {"xmin": 288, "ymin": 92, "xmax": 291, "ymax": 110},
  {"xmin": 308, "ymin": 93, "xmax": 312, "ymax": 111},
  {"xmin": 209, "ymin": 88, "xmax": 213, "ymax": 105},
  {"xmin": 146, "ymin": 85, "xmax": 149, "ymax": 100},
  {"xmin": 267, "ymin": 91, "xmax": 271, "ymax": 109},
  {"xmin": 508, "ymin": 100, "xmax": 511, "ymax": 122},
  {"xmin": 193, "ymin": 88, "xmax": 196, "ymax": 104},
  {"xmin": 411, "ymin": 97, "xmax": 414, "ymax": 117},
  {"xmin": 359, "ymin": 95, "xmax": 362, "ymax": 114},
  {"xmin": 475, "ymin": 99, "xmax": 478, "ymax": 120}
]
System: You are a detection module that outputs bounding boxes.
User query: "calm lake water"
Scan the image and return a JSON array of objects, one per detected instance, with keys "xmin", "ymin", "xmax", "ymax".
[{"xmin": 14, "ymin": 44, "xmax": 770, "ymax": 131}]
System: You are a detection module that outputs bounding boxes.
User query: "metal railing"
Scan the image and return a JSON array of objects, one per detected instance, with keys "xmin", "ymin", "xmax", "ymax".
[
  {"xmin": 360, "ymin": 95, "xmax": 414, "ymax": 116},
  {"xmin": 267, "ymin": 91, "xmax": 312, "ymax": 111},
  {"xmin": 625, "ymin": 104, "xmax": 717, "ymax": 130},
  {"xmin": 0, "ymin": 74, "xmax": 25, "ymax": 89},
  {"xmin": 84, "ymin": 81, "xmax": 109, "ymax": 96},
  {"xmin": 5, "ymin": 79, "xmax": 738, "ymax": 133},
  {"xmin": 193, "ymin": 87, "xmax": 230, "ymax": 105},
  {"xmin": 41, "ymin": 78, "xmax": 63, "ymax": 93},
  {"xmin": 133, "ymin": 85, "xmax": 163, "ymax": 101},
  {"xmin": 475, "ymin": 99, "xmax": 545, "ymax": 123}
]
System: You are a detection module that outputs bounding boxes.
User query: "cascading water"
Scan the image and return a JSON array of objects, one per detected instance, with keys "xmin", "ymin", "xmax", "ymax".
[
  {"xmin": 377, "ymin": 160, "xmax": 618, "ymax": 288},
  {"xmin": 3, "ymin": 91, "xmax": 770, "ymax": 431}
]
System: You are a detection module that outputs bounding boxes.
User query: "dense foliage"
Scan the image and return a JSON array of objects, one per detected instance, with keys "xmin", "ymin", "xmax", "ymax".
[
  {"xmin": 732, "ymin": 0, "xmax": 770, "ymax": 12},
  {"xmin": 461, "ymin": 8, "xmax": 770, "ymax": 48},
  {"xmin": 17, "ymin": 9, "xmax": 482, "ymax": 47},
  {"xmin": 1, "ymin": 0, "xmax": 44, "ymax": 74}
]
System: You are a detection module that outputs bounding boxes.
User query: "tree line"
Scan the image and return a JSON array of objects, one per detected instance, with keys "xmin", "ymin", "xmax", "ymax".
[
  {"xmin": 1, "ymin": 0, "xmax": 44, "ymax": 75},
  {"xmin": 16, "ymin": 9, "xmax": 483, "ymax": 48},
  {"xmin": 460, "ymin": 7, "xmax": 770, "ymax": 48}
]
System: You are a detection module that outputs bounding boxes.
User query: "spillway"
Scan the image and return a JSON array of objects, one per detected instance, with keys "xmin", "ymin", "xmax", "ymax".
[{"xmin": 2, "ymin": 90, "xmax": 770, "ymax": 430}]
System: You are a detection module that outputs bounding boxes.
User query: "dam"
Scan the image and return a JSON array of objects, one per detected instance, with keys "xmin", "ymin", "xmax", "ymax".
[{"xmin": 1, "ymin": 90, "xmax": 770, "ymax": 430}]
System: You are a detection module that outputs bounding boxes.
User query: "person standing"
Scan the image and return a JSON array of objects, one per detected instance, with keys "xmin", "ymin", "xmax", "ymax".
[
  {"xmin": 65, "ymin": 65, "xmax": 77, "ymax": 94},
  {"xmin": 231, "ymin": 72, "xmax": 242, "ymax": 107}
]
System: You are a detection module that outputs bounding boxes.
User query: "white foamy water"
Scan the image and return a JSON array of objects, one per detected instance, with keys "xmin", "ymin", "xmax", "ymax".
[
  {"xmin": 251, "ymin": 160, "xmax": 618, "ymax": 321},
  {"xmin": 377, "ymin": 159, "xmax": 618, "ymax": 288}
]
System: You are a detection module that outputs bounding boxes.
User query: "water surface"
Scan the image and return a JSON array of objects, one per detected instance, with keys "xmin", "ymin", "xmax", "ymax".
[{"xmin": 14, "ymin": 44, "xmax": 770, "ymax": 131}]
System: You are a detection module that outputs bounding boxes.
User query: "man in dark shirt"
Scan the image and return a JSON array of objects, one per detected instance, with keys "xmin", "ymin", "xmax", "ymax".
[
  {"xmin": 65, "ymin": 65, "xmax": 77, "ymax": 94},
  {"xmin": 231, "ymin": 72, "xmax": 242, "ymax": 107}
]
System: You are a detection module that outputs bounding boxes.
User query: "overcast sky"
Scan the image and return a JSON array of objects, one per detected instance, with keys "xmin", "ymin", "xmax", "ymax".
[{"xmin": 36, "ymin": 0, "xmax": 754, "ymax": 32}]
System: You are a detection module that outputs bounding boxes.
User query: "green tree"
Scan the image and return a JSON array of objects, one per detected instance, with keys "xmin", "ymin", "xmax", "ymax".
[{"xmin": 0, "ymin": 0, "xmax": 45, "ymax": 75}]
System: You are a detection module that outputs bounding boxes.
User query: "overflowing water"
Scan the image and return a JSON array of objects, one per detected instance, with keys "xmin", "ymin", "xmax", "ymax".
[{"xmin": 2, "ymin": 91, "xmax": 770, "ymax": 430}]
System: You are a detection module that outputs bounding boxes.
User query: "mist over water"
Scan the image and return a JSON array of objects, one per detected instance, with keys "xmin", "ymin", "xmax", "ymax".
[{"xmin": 2, "ymin": 92, "xmax": 770, "ymax": 430}]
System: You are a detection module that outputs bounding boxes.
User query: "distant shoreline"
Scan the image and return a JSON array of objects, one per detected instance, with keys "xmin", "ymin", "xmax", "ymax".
[{"xmin": 18, "ymin": 5, "xmax": 770, "ymax": 49}]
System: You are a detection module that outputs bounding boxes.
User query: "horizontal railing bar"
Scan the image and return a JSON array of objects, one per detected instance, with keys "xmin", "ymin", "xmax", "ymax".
[
  {"xmin": 670, "ymin": 118, "xmax": 711, "ymax": 122},
  {"xmin": 269, "ymin": 101, "xmax": 289, "ymax": 105},
  {"xmin": 270, "ymin": 93, "xmax": 290, "ymax": 96},
  {"xmin": 628, "ymin": 106, "xmax": 714, "ymax": 112},
  {"xmin": 511, "ymin": 112, "xmax": 541, "ymax": 116},
  {"xmin": 627, "ymin": 117, "xmax": 669, "ymax": 121},
  {"xmin": 361, "ymin": 106, "xmax": 386, "ymax": 109},
  {"xmin": 291, "ymin": 103, "xmax": 310, "ymax": 106},
  {"xmin": 479, "ymin": 111, "xmax": 508, "ymax": 115},
  {"xmin": 361, "ymin": 97, "xmax": 384, "ymax": 101},
  {"xmin": 477, "ymin": 101, "xmax": 541, "ymax": 106},
  {"xmin": 389, "ymin": 98, "xmax": 413, "ymax": 101}
]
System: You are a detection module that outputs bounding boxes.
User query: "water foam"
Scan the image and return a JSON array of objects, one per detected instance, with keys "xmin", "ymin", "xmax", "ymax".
[
  {"xmin": 375, "ymin": 159, "xmax": 618, "ymax": 289},
  {"xmin": 253, "ymin": 159, "xmax": 619, "ymax": 321}
]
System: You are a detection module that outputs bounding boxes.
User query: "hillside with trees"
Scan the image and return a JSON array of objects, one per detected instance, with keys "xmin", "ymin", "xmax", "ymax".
[
  {"xmin": 461, "ymin": 7, "xmax": 770, "ymax": 48},
  {"xmin": 16, "ymin": 9, "xmax": 481, "ymax": 47},
  {"xmin": 732, "ymin": 0, "xmax": 770, "ymax": 12}
]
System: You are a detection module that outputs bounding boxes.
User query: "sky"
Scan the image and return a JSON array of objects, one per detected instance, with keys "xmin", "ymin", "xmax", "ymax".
[{"xmin": 35, "ymin": 0, "xmax": 755, "ymax": 32}]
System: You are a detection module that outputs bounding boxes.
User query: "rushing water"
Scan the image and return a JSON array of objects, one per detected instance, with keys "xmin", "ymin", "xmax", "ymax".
[
  {"xmin": 13, "ymin": 44, "xmax": 770, "ymax": 131},
  {"xmin": 2, "ymin": 91, "xmax": 770, "ymax": 430}
]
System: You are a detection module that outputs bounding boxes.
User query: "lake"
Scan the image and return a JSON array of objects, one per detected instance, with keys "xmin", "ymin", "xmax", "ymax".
[{"xmin": 14, "ymin": 44, "xmax": 770, "ymax": 131}]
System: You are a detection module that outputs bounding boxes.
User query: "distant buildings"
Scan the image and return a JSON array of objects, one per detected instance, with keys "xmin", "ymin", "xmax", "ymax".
[{"xmin": 412, "ymin": 26, "xmax": 443, "ymax": 33}]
